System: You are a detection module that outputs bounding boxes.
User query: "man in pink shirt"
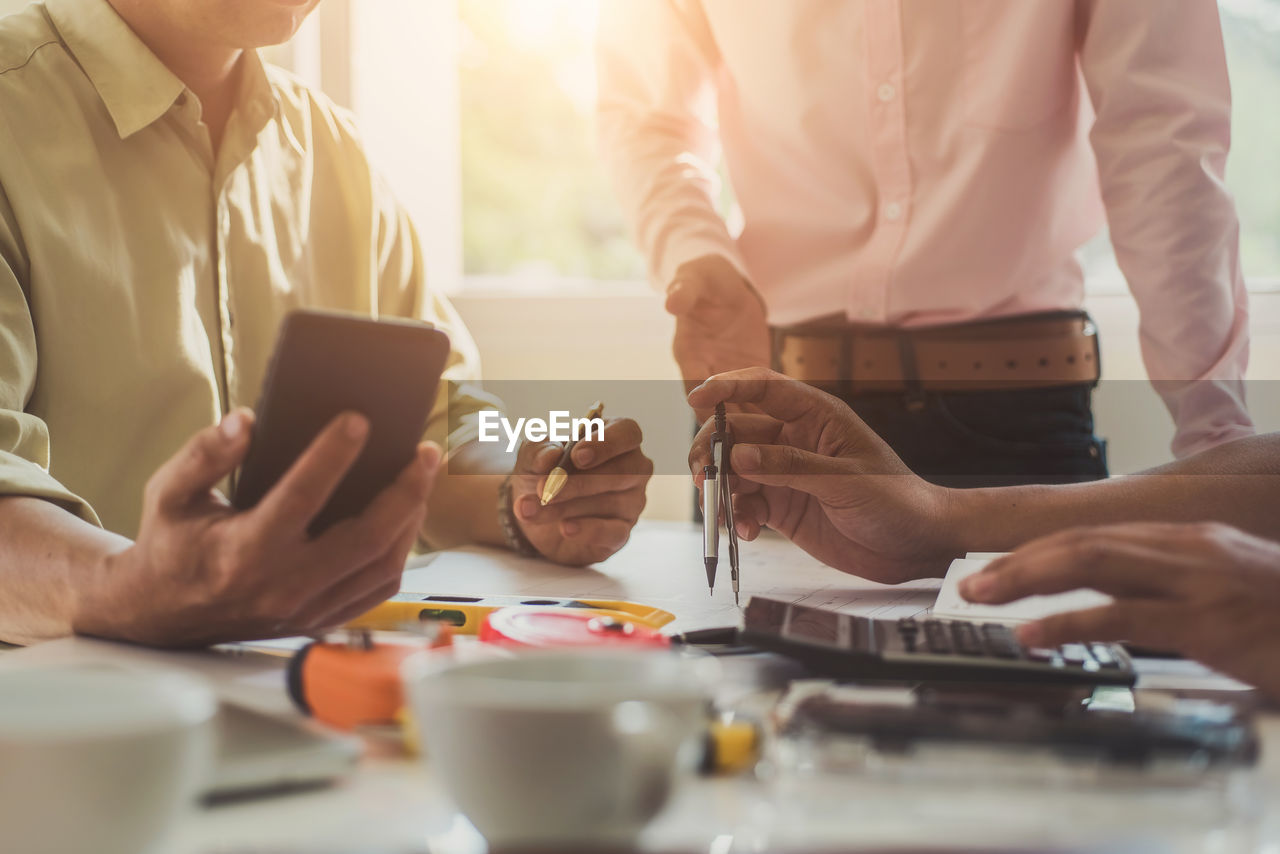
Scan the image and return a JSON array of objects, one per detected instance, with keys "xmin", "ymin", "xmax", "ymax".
[{"xmin": 599, "ymin": 0, "xmax": 1253, "ymax": 486}]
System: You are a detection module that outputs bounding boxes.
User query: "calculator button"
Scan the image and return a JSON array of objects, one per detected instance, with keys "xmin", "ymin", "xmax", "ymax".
[
  {"xmin": 986, "ymin": 644, "xmax": 1020, "ymax": 660},
  {"xmin": 1025, "ymin": 647, "xmax": 1057, "ymax": 662},
  {"xmin": 949, "ymin": 622, "xmax": 983, "ymax": 656},
  {"xmin": 1090, "ymin": 644, "xmax": 1119, "ymax": 668},
  {"xmin": 1060, "ymin": 644, "xmax": 1091, "ymax": 666},
  {"xmin": 984, "ymin": 642, "xmax": 1019, "ymax": 656},
  {"xmin": 979, "ymin": 624, "xmax": 1019, "ymax": 657},
  {"xmin": 923, "ymin": 621, "xmax": 953, "ymax": 654}
]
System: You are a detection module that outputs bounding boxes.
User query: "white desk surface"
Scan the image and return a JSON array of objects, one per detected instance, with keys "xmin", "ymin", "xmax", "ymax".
[{"xmin": 4, "ymin": 520, "xmax": 1278, "ymax": 853}]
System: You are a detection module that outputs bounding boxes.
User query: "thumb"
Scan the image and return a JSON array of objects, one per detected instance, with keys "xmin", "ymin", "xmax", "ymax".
[
  {"xmin": 419, "ymin": 441, "xmax": 444, "ymax": 492},
  {"xmin": 664, "ymin": 277, "xmax": 703, "ymax": 316},
  {"xmin": 150, "ymin": 409, "xmax": 254, "ymax": 511},
  {"xmin": 730, "ymin": 443, "xmax": 854, "ymax": 504}
]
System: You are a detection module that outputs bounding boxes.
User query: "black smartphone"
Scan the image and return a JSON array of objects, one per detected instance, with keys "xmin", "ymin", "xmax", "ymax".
[{"xmin": 232, "ymin": 310, "xmax": 452, "ymax": 535}]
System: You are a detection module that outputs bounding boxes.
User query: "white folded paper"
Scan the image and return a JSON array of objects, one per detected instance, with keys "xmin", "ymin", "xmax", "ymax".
[{"xmin": 932, "ymin": 555, "xmax": 1111, "ymax": 625}]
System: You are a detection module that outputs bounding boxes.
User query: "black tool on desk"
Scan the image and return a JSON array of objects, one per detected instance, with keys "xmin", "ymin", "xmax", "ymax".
[
  {"xmin": 740, "ymin": 597, "xmax": 1136, "ymax": 686},
  {"xmin": 775, "ymin": 683, "xmax": 1258, "ymax": 770},
  {"xmin": 702, "ymin": 403, "xmax": 740, "ymax": 603}
]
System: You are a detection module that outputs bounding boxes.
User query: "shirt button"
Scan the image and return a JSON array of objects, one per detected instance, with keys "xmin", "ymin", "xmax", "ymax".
[
  {"xmin": 884, "ymin": 202, "xmax": 904, "ymax": 221},
  {"xmin": 877, "ymin": 83, "xmax": 897, "ymax": 102}
]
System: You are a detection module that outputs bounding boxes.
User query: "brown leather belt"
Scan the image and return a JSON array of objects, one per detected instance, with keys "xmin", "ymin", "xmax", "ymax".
[{"xmin": 772, "ymin": 312, "xmax": 1100, "ymax": 396}]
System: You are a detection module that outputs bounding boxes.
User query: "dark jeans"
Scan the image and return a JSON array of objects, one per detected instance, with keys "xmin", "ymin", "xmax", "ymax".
[{"xmin": 840, "ymin": 384, "xmax": 1108, "ymax": 488}]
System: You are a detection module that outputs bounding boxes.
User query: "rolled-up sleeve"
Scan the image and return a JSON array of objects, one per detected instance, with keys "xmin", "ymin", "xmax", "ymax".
[
  {"xmin": 0, "ymin": 187, "xmax": 99, "ymax": 524},
  {"xmin": 1078, "ymin": 0, "xmax": 1254, "ymax": 458}
]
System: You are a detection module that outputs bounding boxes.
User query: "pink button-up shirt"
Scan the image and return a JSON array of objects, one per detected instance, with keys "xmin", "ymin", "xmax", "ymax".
[{"xmin": 598, "ymin": 0, "xmax": 1253, "ymax": 458}]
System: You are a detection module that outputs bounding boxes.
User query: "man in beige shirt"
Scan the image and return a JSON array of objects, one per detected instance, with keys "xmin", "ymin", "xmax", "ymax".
[{"xmin": 0, "ymin": 0, "xmax": 652, "ymax": 646}]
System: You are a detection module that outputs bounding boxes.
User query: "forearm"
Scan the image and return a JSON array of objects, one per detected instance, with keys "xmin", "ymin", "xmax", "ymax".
[
  {"xmin": 0, "ymin": 496, "xmax": 131, "ymax": 645},
  {"xmin": 948, "ymin": 435, "xmax": 1280, "ymax": 552},
  {"xmin": 421, "ymin": 440, "xmax": 507, "ymax": 550}
]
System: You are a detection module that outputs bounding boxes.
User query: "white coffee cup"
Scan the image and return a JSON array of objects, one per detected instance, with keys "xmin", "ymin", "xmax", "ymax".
[
  {"xmin": 404, "ymin": 648, "xmax": 716, "ymax": 849},
  {"xmin": 0, "ymin": 667, "xmax": 217, "ymax": 854}
]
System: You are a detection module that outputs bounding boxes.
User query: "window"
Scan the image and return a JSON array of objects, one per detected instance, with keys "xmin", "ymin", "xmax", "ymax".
[
  {"xmin": 459, "ymin": 0, "xmax": 643, "ymax": 283},
  {"xmin": 1082, "ymin": 0, "xmax": 1280, "ymax": 291},
  {"xmin": 1221, "ymin": 0, "xmax": 1280, "ymax": 286},
  {"xmin": 301, "ymin": 0, "xmax": 1280, "ymax": 293}
]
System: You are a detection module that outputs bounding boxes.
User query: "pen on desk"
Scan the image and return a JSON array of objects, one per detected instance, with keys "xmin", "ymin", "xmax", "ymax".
[{"xmin": 540, "ymin": 401, "xmax": 605, "ymax": 506}]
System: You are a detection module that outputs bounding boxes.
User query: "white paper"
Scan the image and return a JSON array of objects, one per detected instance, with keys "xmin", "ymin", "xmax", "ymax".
[
  {"xmin": 400, "ymin": 522, "xmax": 941, "ymax": 632},
  {"xmin": 932, "ymin": 557, "xmax": 1111, "ymax": 625}
]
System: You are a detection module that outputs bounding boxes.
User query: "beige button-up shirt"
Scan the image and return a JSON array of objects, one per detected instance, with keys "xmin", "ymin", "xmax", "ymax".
[{"xmin": 0, "ymin": 0, "xmax": 496, "ymax": 538}]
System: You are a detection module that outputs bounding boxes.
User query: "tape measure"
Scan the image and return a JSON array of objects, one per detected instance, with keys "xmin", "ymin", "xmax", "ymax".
[
  {"xmin": 287, "ymin": 628, "xmax": 451, "ymax": 732},
  {"xmin": 346, "ymin": 593, "xmax": 676, "ymax": 635},
  {"xmin": 478, "ymin": 608, "xmax": 670, "ymax": 649}
]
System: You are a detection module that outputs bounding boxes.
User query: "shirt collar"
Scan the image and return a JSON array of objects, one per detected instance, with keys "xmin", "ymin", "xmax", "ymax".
[
  {"xmin": 233, "ymin": 48, "xmax": 280, "ymax": 138},
  {"xmin": 45, "ymin": 0, "xmax": 185, "ymax": 139},
  {"xmin": 44, "ymin": 0, "xmax": 279, "ymax": 141}
]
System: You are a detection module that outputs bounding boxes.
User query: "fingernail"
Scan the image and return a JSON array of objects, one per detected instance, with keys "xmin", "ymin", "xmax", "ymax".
[
  {"xmin": 666, "ymin": 280, "xmax": 683, "ymax": 298},
  {"xmin": 561, "ymin": 520, "xmax": 581, "ymax": 537},
  {"xmin": 346, "ymin": 413, "xmax": 369, "ymax": 440},
  {"xmin": 736, "ymin": 521, "xmax": 751, "ymax": 539},
  {"xmin": 219, "ymin": 411, "xmax": 245, "ymax": 441},
  {"xmin": 961, "ymin": 573, "xmax": 995, "ymax": 602},
  {"xmin": 734, "ymin": 445, "xmax": 762, "ymax": 471},
  {"xmin": 572, "ymin": 447, "xmax": 594, "ymax": 467},
  {"xmin": 420, "ymin": 443, "xmax": 442, "ymax": 469},
  {"xmin": 1016, "ymin": 623, "xmax": 1044, "ymax": 647},
  {"xmin": 516, "ymin": 495, "xmax": 538, "ymax": 521}
]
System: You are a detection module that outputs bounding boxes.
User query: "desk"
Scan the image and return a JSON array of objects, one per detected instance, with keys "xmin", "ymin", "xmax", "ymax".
[{"xmin": 4, "ymin": 521, "xmax": 1278, "ymax": 853}]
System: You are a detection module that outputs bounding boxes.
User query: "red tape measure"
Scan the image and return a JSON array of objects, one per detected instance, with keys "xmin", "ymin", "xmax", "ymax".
[{"xmin": 479, "ymin": 607, "xmax": 670, "ymax": 649}]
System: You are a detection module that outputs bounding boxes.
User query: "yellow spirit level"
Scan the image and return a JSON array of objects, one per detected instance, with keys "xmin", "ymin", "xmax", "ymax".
[{"xmin": 345, "ymin": 593, "xmax": 676, "ymax": 634}]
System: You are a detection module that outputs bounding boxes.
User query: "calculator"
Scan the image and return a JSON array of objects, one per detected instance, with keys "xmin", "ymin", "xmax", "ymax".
[{"xmin": 740, "ymin": 597, "xmax": 1135, "ymax": 686}]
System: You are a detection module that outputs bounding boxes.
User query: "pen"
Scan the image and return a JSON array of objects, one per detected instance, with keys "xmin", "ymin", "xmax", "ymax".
[
  {"xmin": 540, "ymin": 401, "xmax": 605, "ymax": 506},
  {"xmin": 703, "ymin": 463, "xmax": 719, "ymax": 596}
]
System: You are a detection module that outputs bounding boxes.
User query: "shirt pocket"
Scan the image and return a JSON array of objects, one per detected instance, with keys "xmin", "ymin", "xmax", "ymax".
[{"xmin": 958, "ymin": 0, "xmax": 1079, "ymax": 131}]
